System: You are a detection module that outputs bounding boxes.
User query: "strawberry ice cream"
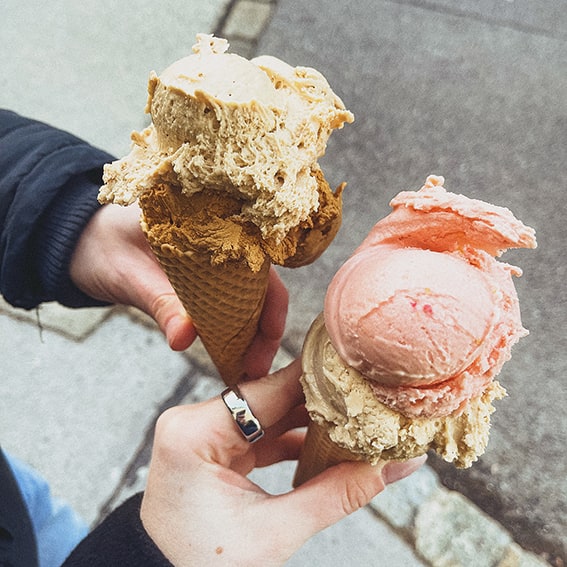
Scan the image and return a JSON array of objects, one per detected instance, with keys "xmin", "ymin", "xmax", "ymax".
[
  {"xmin": 324, "ymin": 176, "xmax": 535, "ymax": 418},
  {"xmin": 297, "ymin": 175, "xmax": 536, "ymax": 476}
]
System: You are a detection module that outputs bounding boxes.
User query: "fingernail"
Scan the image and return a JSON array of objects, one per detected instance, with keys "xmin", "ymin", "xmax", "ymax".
[
  {"xmin": 165, "ymin": 315, "xmax": 181, "ymax": 336},
  {"xmin": 382, "ymin": 454, "xmax": 427, "ymax": 485},
  {"xmin": 165, "ymin": 315, "xmax": 186, "ymax": 348}
]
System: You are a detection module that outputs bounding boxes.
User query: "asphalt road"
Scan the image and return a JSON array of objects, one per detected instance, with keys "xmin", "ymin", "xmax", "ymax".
[{"xmin": 257, "ymin": 1, "xmax": 567, "ymax": 563}]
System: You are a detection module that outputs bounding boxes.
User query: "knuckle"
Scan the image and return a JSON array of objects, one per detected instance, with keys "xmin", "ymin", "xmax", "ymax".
[
  {"xmin": 340, "ymin": 476, "xmax": 378, "ymax": 515},
  {"xmin": 150, "ymin": 292, "xmax": 175, "ymax": 317},
  {"xmin": 153, "ymin": 406, "xmax": 189, "ymax": 459}
]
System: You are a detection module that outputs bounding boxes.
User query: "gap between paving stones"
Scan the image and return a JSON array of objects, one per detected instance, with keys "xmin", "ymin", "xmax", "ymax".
[
  {"xmin": 384, "ymin": 0, "xmax": 566, "ymax": 41},
  {"xmin": 0, "ymin": 297, "xmax": 114, "ymax": 342},
  {"xmin": 368, "ymin": 470, "xmax": 550, "ymax": 567},
  {"xmin": 215, "ymin": 0, "xmax": 277, "ymax": 58},
  {"xmin": 96, "ymin": 363, "xmax": 223, "ymax": 523}
]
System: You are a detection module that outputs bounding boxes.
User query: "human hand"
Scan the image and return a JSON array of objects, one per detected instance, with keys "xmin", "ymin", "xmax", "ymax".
[
  {"xmin": 69, "ymin": 203, "xmax": 195, "ymax": 350},
  {"xmin": 140, "ymin": 360, "xmax": 426, "ymax": 566},
  {"xmin": 69, "ymin": 204, "xmax": 288, "ymax": 365}
]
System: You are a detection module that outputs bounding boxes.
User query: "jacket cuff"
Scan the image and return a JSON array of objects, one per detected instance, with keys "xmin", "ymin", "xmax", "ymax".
[
  {"xmin": 63, "ymin": 493, "xmax": 173, "ymax": 566},
  {"xmin": 34, "ymin": 168, "xmax": 110, "ymax": 308}
]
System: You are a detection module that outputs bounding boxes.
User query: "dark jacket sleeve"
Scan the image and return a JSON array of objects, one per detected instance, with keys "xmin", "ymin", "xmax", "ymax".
[
  {"xmin": 0, "ymin": 109, "xmax": 115, "ymax": 309},
  {"xmin": 62, "ymin": 493, "xmax": 173, "ymax": 567},
  {"xmin": 0, "ymin": 448, "xmax": 39, "ymax": 567}
]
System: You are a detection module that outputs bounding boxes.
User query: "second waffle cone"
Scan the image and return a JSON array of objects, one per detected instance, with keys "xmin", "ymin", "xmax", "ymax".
[{"xmin": 293, "ymin": 420, "xmax": 361, "ymax": 486}]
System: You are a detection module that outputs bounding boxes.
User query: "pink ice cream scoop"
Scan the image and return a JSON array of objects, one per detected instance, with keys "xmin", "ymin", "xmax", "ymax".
[{"xmin": 324, "ymin": 175, "xmax": 537, "ymax": 418}]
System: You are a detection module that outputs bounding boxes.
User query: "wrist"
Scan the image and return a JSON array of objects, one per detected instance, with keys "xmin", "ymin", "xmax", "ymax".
[{"xmin": 35, "ymin": 170, "xmax": 110, "ymax": 308}]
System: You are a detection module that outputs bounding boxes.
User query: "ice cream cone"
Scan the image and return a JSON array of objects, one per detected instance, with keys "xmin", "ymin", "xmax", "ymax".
[
  {"xmin": 293, "ymin": 420, "xmax": 361, "ymax": 486},
  {"xmin": 135, "ymin": 168, "xmax": 344, "ymax": 387},
  {"xmin": 147, "ymin": 238, "xmax": 269, "ymax": 386},
  {"xmin": 98, "ymin": 37, "xmax": 353, "ymax": 387},
  {"xmin": 139, "ymin": 184, "xmax": 271, "ymax": 387}
]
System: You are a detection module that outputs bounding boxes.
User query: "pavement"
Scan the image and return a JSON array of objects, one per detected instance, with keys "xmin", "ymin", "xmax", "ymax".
[{"xmin": 0, "ymin": 0, "xmax": 564, "ymax": 565}]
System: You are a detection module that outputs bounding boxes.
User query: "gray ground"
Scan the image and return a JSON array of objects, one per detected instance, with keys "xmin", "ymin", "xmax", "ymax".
[
  {"xmin": 257, "ymin": 2, "xmax": 566, "ymax": 562},
  {"xmin": 0, "ymin": 1, "xmax": 564, "ymax": 565}
]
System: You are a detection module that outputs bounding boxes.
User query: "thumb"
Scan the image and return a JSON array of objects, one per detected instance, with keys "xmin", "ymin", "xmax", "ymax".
[
  {"xmin": 274, "ymin": 455, "xmax": 427, "ymax": 541},
  {"xmin": 148, "ymin": 291, "xmax": 197, "ymax": 351}
]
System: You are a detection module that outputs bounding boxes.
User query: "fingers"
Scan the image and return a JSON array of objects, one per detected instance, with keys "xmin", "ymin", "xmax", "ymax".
[
  {"xmin": 261, "ymin": 403, "xmax": 309, "ymax": 443},
  {"xmin": 70, "ymin": 204, "xmax": 196, "ymax": 350},
  {"xmin": 268, "ymin": 455, "xmax": 427, "ymax": 539},
  {"xmin": 106, "ymin": 206, "xmax": 197, "ymax": 350},
  {"xmin": 260, "ymin": 267, "xmax": 289, "ymax": 341},
  {"xmin": 149, "ymin": 291, "xmax": 197, "ymax": 350},
  {"xmin": 381, "ymin": 456, "xmax": 428, "ymax": 485},
  {"xmin": 249, "ymin": 403, "xmax": 309, "ymax": 468},
  {"xmin": 153, "ymin": 359, "xmax": 304, "ymax": 467},
  {"xmin": 242, "ymin": 332, "xmax": 281, "ymax": 379},
  {"xmin": 243, "ymin": 267, "xmax": 289, "ymax": 378},
  {"xmin": 253, "ymin": 429, "xmax": 306, "ymax": 468},
  {"xmin": 122, "ymin": 258, "xmax": 196, "ymax": 351},
  {"xmin": 237, "ymin": 359, "xmax": 304, "ymax": 430}
]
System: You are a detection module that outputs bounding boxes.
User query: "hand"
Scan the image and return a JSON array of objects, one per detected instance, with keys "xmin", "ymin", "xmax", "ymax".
[
  {"xmin": 69, "ymin": 203, "xmax": 195, "ymax": 350},
  {"xmin": 69, "ymin": 204, "xmax": 289, "ymax": 366},
  {"xmin": 140, "ymin": 360, "xmax": 426, "ymax": 566}
]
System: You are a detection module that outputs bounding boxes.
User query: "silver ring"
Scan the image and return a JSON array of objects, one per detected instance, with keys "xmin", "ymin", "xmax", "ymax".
[{"xmin": 221, "ymin": 387, "xmax": 264, "ymax": 443}]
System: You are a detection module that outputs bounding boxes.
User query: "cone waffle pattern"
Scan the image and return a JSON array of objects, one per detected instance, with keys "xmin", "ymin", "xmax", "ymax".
[
  {"xmin": 293, "ymin": 420, "xmax": 360, "ymax": 486},
  {"xmin": 147, "ymin": 240, "xmax": 270, "ymax": 387}
]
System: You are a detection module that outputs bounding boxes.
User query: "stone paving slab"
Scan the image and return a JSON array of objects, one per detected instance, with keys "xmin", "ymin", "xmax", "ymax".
[
  {"xmin": 0, "ymin": 0, "xmax": 563, "ymax": 564},
  {"xmin": 0, "ymin": 0, "xmax": 233, "ymax": 157},
  {"xmin": 411, "ymin": 0, "xmax": 567, "ymax": 39},
  {"xmin": 0, "ymin": 297, "xmax": 113, "ymax": 341},
  {"xmin": 222, "ymin": 0, "xmax": 275, "ymax": 42},
  {"xmin": 0, "ymin": 309, "xmax": 189, "ymax": 525}
]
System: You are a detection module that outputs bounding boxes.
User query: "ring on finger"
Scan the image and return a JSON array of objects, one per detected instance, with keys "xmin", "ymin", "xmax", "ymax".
[{"xmin": 221, "ymin": 386, "xmax": 264, "ymax": 443}]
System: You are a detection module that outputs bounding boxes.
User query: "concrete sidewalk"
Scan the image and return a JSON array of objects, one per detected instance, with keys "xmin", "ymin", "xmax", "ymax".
[
  {"xmin": 0, "ymin": 299, "xmax": 547, "ymax": 566},
  {"xmin": 1, "ymin": 0, "xmax": 563, "ymax": 565}
]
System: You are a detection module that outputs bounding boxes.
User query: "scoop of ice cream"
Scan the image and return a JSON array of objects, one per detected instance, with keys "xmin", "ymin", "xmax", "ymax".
[
  {"xmin": 99, "ymin": 33, "xmax": 353, "ymax": 243},
  {"xmin": 357, "ymin": 175, "xmax": 536, "ymax": 256},
  {"xmin": 136, "ymin": 164, "xmax": 344, "ymax": 270},
  {"xmin": 324, "ymin": 175, "xmax": 536, "ymax": 418},
  {"xmin": 301, "ymin": 314, "xmax": 506, "ymax": 468},
  {"xmin": 325, "ymin": 245, "xmax": 498, "ymax": 387}
]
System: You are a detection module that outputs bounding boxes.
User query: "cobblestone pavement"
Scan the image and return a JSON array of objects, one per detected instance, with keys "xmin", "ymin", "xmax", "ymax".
[{"xmin": 0, "ymin": 298, "xmax": 548, "ymax": 566}]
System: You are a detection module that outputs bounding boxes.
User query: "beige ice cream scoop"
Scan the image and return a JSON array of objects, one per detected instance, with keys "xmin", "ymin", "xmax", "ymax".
[{"xmin": 293, "ymin": 313, "xmax": 506, "ymax": 485}]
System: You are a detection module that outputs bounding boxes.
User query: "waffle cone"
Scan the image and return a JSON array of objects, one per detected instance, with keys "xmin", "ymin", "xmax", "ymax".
[
  {"xmin": 148, "ymin": 240, "xmax": 269, "ymax": 386},
  {"xmin": 293, "ymin": 420, "xmax": 361, "ymax": 486},
  {"xmin": 139, "ymin": 185, "xmax": 270, "ymax": 387}
]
